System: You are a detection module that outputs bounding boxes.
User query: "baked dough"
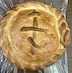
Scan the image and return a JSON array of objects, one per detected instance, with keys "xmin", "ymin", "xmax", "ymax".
[{"xmin": 0, "ymin": 1, "xmax": 71, "ymax": 70}]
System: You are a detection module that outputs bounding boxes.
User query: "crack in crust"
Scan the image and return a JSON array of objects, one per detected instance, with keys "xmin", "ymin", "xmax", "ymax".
[
  {"xmin": 28, "ymin": 37, "xmax": 41, "ymax": 49},
  {"xmin": 28, "ymin": 10, "xmax": 41, "ymax": 16},
  {"xmin": 21, "ymin": 27, "xmax": 47, "ymax": 32}
]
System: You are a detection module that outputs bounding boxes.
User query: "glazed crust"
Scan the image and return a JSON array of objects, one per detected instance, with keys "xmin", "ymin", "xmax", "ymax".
[{"xmin": 0, "ymin": 1, "xmax": 71, "ymax": 70}]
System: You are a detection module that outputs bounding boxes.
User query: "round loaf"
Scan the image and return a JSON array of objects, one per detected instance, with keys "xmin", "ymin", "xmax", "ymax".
[{"xmin": 0, "ymin": 1, "xmax": 71, "ymax": 70}]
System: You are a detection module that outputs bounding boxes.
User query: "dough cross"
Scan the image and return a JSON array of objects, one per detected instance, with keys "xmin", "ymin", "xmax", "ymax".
[
  {"xmin": 20, "ymin": 11, "xmax": 47, "ymax": 55},
  {"xmin": 21, "ymin": 17, "xmax": 48, "ymax": 55},
  {"xmin": 30, "ymin": 17, "xmax": 39, "ymax": 55}
]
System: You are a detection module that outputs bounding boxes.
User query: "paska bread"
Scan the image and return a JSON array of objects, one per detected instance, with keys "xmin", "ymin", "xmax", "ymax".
[{"xmin": 0, "ymin": 1, "xmax": 71, "ymax": 70}]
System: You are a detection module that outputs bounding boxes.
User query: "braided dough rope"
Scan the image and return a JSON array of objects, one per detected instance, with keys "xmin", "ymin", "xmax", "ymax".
[{"xmin": 0, "ymin": 1, "xmax": 70, "ymax": 70}]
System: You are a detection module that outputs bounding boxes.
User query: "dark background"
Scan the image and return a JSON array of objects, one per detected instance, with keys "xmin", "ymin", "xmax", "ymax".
[{"xmin": 67, "ymin": 0, "xmax": 72, "ymax": 73}]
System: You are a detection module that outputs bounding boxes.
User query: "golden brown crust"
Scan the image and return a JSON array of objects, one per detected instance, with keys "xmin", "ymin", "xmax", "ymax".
[{"xmin": 0, "ymin": 1, "xmax": 71, "ymax": 70}]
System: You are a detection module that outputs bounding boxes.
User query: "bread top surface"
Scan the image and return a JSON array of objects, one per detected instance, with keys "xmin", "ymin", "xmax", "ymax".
[{"xmin": 0, "ymin": 1, "xmax": 70, "ymax": 70}]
